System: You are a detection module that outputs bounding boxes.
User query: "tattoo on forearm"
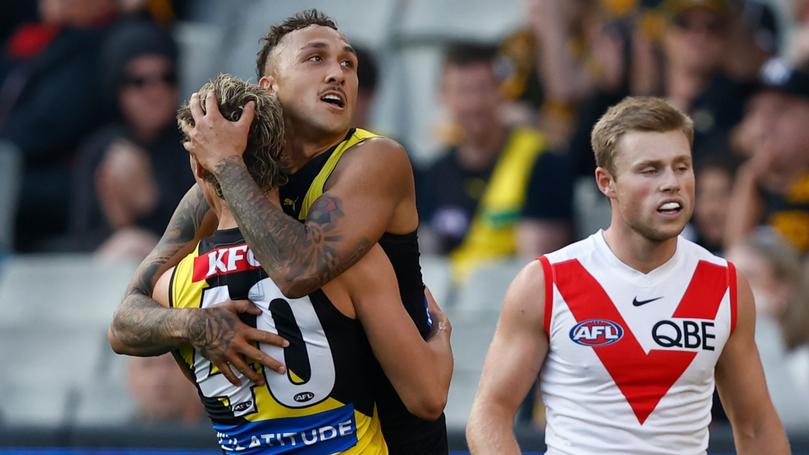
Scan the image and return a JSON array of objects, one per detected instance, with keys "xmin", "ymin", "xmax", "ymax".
[
  {"xmin": 111, "ymin": 185, "xmax": 211, "ymax": 353},
  {"xmin": 187, "ymin": 308, "xmax": 236, "ymax": 359},
  {"xmin": 127, "ymin": 185, "xmax": 209, "ymax": 297},
  {"xmin": 216, "ymin": 157, "xmax": 373, "ymax": 295}
]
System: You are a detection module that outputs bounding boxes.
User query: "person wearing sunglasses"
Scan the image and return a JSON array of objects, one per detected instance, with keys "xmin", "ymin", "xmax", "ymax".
[{"xmin": 69, "ymin": 20, "xmax": 194, "ymax": 259}]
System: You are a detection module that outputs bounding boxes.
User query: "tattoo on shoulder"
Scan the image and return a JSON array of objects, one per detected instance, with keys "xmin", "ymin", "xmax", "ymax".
[{"xmin": 307, "ymin": 194, "xmax": 343, "ymax": 226}]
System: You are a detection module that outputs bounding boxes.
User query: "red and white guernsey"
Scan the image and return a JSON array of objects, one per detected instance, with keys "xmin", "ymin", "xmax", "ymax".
[{"xmin": 538, "ymin": 231, "xmax": 737, "ymax": 455}]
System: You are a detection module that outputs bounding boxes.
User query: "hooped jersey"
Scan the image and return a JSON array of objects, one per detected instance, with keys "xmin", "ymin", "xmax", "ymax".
[
  {"xmin": 539, "ymin": 232, "xmax": 737, "ymax": 455},
  {"xmin": 170, "ymin": 228, "xmax": 387, "ymax": 454}
]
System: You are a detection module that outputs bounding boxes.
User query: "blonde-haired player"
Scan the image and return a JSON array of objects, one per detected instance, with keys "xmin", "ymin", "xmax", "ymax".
[{"xmin": 467, "ymin": 97, "xmax": 789, "ymax": 454}]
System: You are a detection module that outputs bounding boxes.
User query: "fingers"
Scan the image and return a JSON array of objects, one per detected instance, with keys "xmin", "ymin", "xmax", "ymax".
[
  {"xmin": 249, "ymin": 327, "xmax": 289, "ymax": 348},
  {"xmin": 230, "ymin": 299, "xmax": 262, "ymax": 316},
  {"xmin": 240, "ymin": 343, "xmax": 286, "ymax": 374},
  {"xmin": 212, "ymin": 359, "xmax": 242, "ymax": 386},
  {"xmin": 189, "ymin": 92, "xmax": 204, "ymax": 123},
  {"xmin": 227, "ymin": 353, "xmax": 265, "ymax": 385},
  {"xmin": 204, "ymin": 91, "xmax": 222, "ymax": 118},
  {"xmin": 237, "ymin": 101, "xmax": 256, "ymax": 128}
]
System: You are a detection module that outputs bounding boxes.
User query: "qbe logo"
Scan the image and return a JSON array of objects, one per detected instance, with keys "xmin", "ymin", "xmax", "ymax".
[{"xmin": 569, "ymin": 319, "xmax": 624, "ymax": 347}]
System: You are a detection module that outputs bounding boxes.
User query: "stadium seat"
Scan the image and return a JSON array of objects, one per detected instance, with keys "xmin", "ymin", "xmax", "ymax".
[
  {"xmin": 445, "ymin": 370, "xmax": 482, "ymax": 429},
  {"xmin": 395, "ymin": 0, "xmax": 522, "ymax": 41},
  {"xmin": 0, "ymin": 254, "xmax": 136, "ymax": 328},
  {"xmin": 0, "ymin": 141, "xmax": 21, "ymax": 253},
  {"xmin": 450, "ymin": 259, "xmax": 525, "ymax": 322},
  {"xmin": 573, "ymin": 177, "xmax": 611, "ymax": 240},
  {"xmin": 174, "ymin": 21, "xmax": 224, "ymax": 100},
  {"xmin": 0, "ymin": 324, "xmax": 109, "ymax": 387},
  {"xmin": 0, "ymin": 377, "xmax": 74, "ymax": 426},
  {"xmin": 420, "ymin": 254, "xmax": 454, "ymax": 310}
]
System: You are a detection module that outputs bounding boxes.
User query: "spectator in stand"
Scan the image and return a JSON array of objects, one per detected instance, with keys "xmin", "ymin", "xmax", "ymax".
[
  {"xmin": 117, "ymin": 0, "xmax": 193, "ymax": 25},
  {"xmin": 684, "ymin": 152, "xmax": 737, "ymax": 255},
  {"xmin": 723, "ymin": 0, "xmax": 780, "ymax": 88},
  {"xmin": 500, "ymin": 0, "xmax": 605, "ymax": 147},
  {"xmin": 0, "ymin": 0, "xmax": 119, "ymax": 251},
  {"xmin": 726, "ymin": 59, "xmax": 809, "ymax": 254},
  {"xmin": 352, "ymin": 45, "xmax": 380, "ymax": 130},
  {"xmin": 726, "ymin": 229, "xmax": 809, "ymax": 431},
  {"xmin": 127, "ymin": 353, "xmax": 205, "ymax": 426},
  {"xmin": 418, "ymin": 41, "xmax": 572, "ymax": 282},
  {"xmin": 70, "ymin": 20, "xmax": 193, "ymax": 260}
]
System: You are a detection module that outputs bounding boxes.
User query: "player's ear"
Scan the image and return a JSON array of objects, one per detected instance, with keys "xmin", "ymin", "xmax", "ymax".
[
  {"xmin": 259, "ymin": 75, "xmax": 279, "ymax": 94},
  {"xmin": 595, "ymin": 166, "xmax": 617, "ymax": 198},
  {"xmin": 190, "ymin": 154, "xmax": 206, "ymax": 180}
]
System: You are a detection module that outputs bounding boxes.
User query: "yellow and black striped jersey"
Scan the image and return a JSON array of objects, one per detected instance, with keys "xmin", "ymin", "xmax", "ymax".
[{"xmin": 170, "ymin": 227, "xmax": 387, "ymax": 454}]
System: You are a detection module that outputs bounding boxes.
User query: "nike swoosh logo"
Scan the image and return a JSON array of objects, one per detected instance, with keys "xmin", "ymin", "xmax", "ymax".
[{"xmin": 632, "ymin": 296, "xmax": 663, "ymax": 307}]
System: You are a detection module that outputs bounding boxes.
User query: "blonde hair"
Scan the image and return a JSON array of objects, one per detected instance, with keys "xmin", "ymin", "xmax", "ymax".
[
  {"xmin": 591, "ymin": 96, "xmax": 694, "ymax": 176},
  {"xmin": 177, "ymin": 73, "xmax": 286, "ymax": 196}
]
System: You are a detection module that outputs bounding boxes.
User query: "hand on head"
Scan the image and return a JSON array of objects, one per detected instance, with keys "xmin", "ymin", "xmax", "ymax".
[{"xmin": 181, "ymin": 91, "xmax": 256, "ymax": 173}]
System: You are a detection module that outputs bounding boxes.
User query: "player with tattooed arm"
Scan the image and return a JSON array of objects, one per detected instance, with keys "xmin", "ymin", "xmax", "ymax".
[{"xmin": 109, "ymin": 10, "xmax": 448, "ymax": 454}]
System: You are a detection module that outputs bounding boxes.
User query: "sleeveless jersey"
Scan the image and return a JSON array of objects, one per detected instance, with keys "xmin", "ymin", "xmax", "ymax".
[
  {"xmin": 279, "ymin": 128, "xmax": 447, "ymax": 455},
  {"xmin": 539, "ymin": 231, "xmax": 737, "ymax": 455},
  {"xmin": 170, "ymin": 228, "xmax": 387, "ymax": 454}
]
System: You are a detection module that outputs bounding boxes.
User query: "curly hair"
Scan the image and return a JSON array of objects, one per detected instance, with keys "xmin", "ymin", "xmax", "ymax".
[
  {"xmin": 255, "ymin": 9, "xmax": 338, "ymax": 79},
  {"xmin": 177, "ymin": 73, "xmax": 286, "ymax": 197}
]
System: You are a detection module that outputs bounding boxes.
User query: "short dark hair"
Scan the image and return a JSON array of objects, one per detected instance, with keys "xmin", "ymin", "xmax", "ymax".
[
  {"xmin": 255, "ymin": 9, "xmax": 338, "ymax": 79},
  {"xmin": 443, "ymin": 41, "xmax": 499, "ymax": 68},
  {"xmin": 177, "ymin": 74, "xmax": 287, "ymax": 196}
]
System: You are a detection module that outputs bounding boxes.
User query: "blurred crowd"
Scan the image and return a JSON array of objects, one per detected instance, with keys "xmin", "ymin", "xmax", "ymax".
[{"xmin": 1, "ymin": 0, "xmax": 808, "ymax": 434}]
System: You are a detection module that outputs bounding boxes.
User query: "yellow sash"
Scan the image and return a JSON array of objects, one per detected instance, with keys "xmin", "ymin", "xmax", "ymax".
[
  {"xmin": 450, "ymin": 128, "xmax": 545, "ymax": 281},
  {"xmin": 298, "ymin": 128, "xmax": 381, "ymax": 220}
]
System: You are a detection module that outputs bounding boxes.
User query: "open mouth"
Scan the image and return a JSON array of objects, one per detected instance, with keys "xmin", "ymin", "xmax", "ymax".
[
  {"xmin": 320, "ymin": 93, "xmax": 345, "ymax": 109},
  {"xmin": 657, "ymin": 201, "xmax": 683, "ymax": 216}
]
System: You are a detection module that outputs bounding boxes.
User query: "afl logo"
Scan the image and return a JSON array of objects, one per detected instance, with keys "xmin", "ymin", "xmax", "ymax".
[
  {"xmin": 294, "ymin": 392, "xmax": 315, "ymax": 403},
  {"xmin": 569, "ymin": 319, "xmax": 624, "ymax": 347}
]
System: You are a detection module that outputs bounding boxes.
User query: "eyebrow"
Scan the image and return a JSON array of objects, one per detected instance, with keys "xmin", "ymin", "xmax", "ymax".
[
  {"xmin": 300, "ymin": 41, "xmax": 357, "ymax": 56},
  {"xmin": 634, "ymin": 155, "xmax": 692, "ymax": 167}
]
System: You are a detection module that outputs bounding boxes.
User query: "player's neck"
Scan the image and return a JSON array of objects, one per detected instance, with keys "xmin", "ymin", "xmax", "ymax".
[
  {"xmin": 212, "ymin": 196, "xmax": 238, "ymax": 230},
  {"xmin": 602, "ymin": 224, "xmax": 678, "ymax": 274},
  {"xmin": 284, "ymin": 125, "xmax": 349, "ymax": 173}
]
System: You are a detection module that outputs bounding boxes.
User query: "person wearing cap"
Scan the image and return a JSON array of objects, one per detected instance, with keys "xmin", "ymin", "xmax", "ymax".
[
  {"xmin": 726, "ymin": 58, "xmax": 809, "ymax": 254},
  {"xmin": 69, "ymin": 20, "xmax": 194, "ymax": 259}
]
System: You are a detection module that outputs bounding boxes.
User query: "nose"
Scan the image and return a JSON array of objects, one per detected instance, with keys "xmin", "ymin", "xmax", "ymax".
[
  {"xmin": 324, "ymin": 59, "xmax": 346, "ymax": 85},
  {"xmin": 659, "ymin": 167, "xmax": 681, "ymax": 193}
]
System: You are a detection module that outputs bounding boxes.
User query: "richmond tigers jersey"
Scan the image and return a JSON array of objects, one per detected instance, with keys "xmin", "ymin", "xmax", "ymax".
[
  {"xmin": 170, "ymin": 228, "xmax": 387, "ymax": 454},
  {"xmin": 539, "ymin": 232, "xmax": 737, "ymax": 455},
  {"xmin": 279, "ymin": 128, "xmax": 447, "ymax": 455}
]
